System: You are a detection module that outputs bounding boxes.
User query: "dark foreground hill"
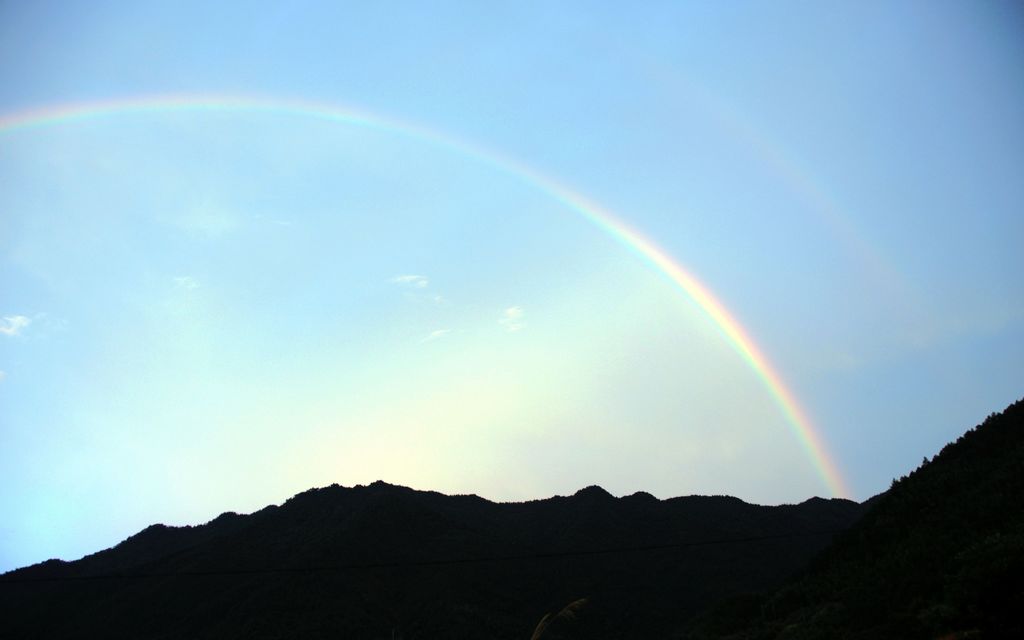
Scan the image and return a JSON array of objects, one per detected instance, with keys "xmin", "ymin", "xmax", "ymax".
[
  {"xmin": 1, "ymin": 481, "xmax": 864, "ymax": 639},
  {"xmin": 683, "ymin": 398, "xmax": 1024, "ymax": 640}
]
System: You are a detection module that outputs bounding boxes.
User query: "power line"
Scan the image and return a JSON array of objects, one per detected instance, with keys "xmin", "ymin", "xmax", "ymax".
[{"xmin": 0, "ymin": 528, "xmax": 847, "ymax": 584}]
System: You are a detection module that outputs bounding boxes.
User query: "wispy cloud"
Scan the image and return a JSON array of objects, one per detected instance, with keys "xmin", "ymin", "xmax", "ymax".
[
  {"xmin": 0, "ymin": 370, "xmax": 6, "ymax": 382},
  {"xmin": 0, "ymin": 315, "xmax": 31, "ymax": 337},
  {"xmin": 172, "ymin": 276, "xmax": 200, "ymax": 291},
  {"xmin": 499, "ymin": 306, "xmax": 525, "ymax": 332},
  {"xmin": 391, "ymin": 274, "xmax": 429, "ymax": 288},
  {"xmin": 421, "ymin": 328, "xmax": 451, "ymax": 343}
]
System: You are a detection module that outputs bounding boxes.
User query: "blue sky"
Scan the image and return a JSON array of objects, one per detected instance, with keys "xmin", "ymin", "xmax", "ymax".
[{"xmin": 1, "ymin": 1, "xmax": 1022, "ymax": 571}]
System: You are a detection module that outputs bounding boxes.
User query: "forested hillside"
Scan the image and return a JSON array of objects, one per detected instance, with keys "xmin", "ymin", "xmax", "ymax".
[{"xmin": 683, "ymin": 398, "xmax": 1024, "ymax": 639}]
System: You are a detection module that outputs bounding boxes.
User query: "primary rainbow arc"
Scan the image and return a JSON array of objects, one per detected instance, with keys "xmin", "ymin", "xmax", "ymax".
[{"xmin": 0, "ymin": 94, "xmax": 852, "ymax": 498}]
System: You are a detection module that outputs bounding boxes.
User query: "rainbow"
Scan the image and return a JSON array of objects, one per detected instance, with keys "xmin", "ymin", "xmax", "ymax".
[{"xmin": 0, "ymin": 94, "xmax": 852, "ymax": 498}]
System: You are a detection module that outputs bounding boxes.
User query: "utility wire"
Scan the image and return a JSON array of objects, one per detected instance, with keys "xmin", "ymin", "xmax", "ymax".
[{"xmin": 0, "ymin": 528, "xmax": 847, "ymax": 584}]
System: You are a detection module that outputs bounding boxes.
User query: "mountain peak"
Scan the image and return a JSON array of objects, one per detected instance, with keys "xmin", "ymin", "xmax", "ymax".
[
  {"xmin": 573, "ymin": 485, "xmax": 614, "ymax": 499},
  {"xmin": 625, "ymin": 490, "xmax": 658, "ymax": 503}
]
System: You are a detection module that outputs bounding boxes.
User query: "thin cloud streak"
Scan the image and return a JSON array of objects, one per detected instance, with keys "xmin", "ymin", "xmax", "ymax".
[
  {"xmin": 421, "ymin": 329, "xmax": 451, "ymax": 343},
  {"xmin": 0, "ymin": 315, "xmax": 31, "ymax": 337},
  {"xmin": 391, "ymin": 274, "xmax": 429, "ymax": 288}
]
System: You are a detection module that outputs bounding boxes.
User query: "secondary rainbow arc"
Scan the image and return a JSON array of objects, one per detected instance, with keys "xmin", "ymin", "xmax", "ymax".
[{"xmin": 0, "ymin": 94, "xmax": 852, "ymax": 498}]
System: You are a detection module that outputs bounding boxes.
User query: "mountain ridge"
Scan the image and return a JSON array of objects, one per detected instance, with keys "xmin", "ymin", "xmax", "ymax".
[
  {"xmin": 5, "ymin": 481, "xmax": 861, "ymax": 578},
  {"xmin": 1, "ymin": 479, "xmax": 866, "ymax": 639}
]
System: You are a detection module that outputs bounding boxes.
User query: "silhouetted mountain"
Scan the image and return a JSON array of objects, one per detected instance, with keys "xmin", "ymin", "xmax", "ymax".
[
  {"xmin": 1, "ymin": 480, "xmax": 864, "ymax": 639},
  {"xmin": 682, "ymin": 398, "xmax": 1024, "ymax": 640}
]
